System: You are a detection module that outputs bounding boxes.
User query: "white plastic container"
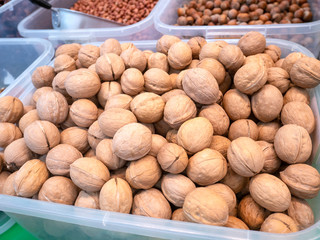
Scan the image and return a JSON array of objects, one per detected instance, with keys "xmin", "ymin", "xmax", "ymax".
[
  {"xmin": 154, "ymin": 0, "xmax": 320, "ymax": 58},
  {"xmin": 0, "ymin": 38, "xmax": 54, "ymax": 98},
  {"xmin": 0, "ymin": 0, "xmax": 38, "ymax": 37},
  {"xmin": 17, "ymin": 0, "xmax": 165, "ymax": 48},
  {"xmin": 0, "ymin": 38, "xmax": 320, "ymax": 240}
]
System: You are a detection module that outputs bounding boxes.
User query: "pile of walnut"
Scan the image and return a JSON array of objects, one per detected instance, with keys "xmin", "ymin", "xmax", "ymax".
[{"xmin": 1, "ymin": 31, "xmax": 320, "ymax": 234}]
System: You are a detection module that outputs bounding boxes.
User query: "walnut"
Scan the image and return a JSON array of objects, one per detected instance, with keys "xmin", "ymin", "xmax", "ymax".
[
  {"xmin": 54, "ymin": 54, "xmax": 76, "ymax": 73},
  {"xmin": 0, "ymin": 123, "xmax": 22, "ymax": 148},
  {"xmin": 209, "ymin": 135, "xmax": 231, "ymax": 159},
  {"xmin": 60, "ymin": 126, "xmax": 90, "ymax": 154},
  {"xmin": 221, "ymin": 165, "xmax": 249, "ymax": 194},
  {"xmin": 52, "ymin": 71, "xmax": 70, "ymax": 97},
  {"xmin": 96, "ymin": 139, "xmax": 125, "ymax": 170},
  {"xmin": 100, "ymin": 38, "xmax": 122, "ymax": 55},
  {"xmin": 78, "ymin": 44, "xmax": 100, "ymax": 68},
  {"xmin": 225, "ymin": 216, "xmax": 249, "ymax": 230},
  {"xmin": 120, "ymin": 48, "xmax": 147, "ymax": 72},
  {"xmin": 283, "ymin": 86, "xmax": 310, "ymax": 105},
  {"xmin": 31, "ymin": 66, "xmax": 56, "ymax": 88},
  {"xmin": 55, "ymin": 43, "xmax": 81, "ymax": 60},
  {"xmin": 187, "ymin": 37, "xmax": 207, "ymax": 59},
  {"xmin": 257, "ymin": 141, "xmax": 281, "ymax": 174},
  {"xmin": 244, "ymin": 53, "xmax": 274, "ymax": 68},
  {"xmin": 144, "ymin": 68, "xmax": 172, "ymax": 94},
  {"xmin": 149, "ymin": 134, "xmax": 168, "ymax": 157},
  {"xmin": 257, "ymin": 121, "xmax": 281, "ymax": 143},
  {"xmin": 2, "ymin": 172, "xmax": 17, "ymax": 196},
  {"xmin": 97, "ymin": 81, "xmax": 122, "ymax": 107},
  {"xmin": 267, "ymin": 67, "xmax": 290, "ymax": 93},
  {"xmin": 168, "ymin": 42, "xmax": 192, "ymax": 70},
  {"xmin": 238, "ymin": 31, "xmax": 266, "ymax": 56},
  {"xmin": 260, "ymin": 213, "xmax": 298, "ymax": 233},
  {"xmin": 282, "ymin": 52, "xmax": 306, "ymax": 73},
  {"xmin": 75, "ymin": 191, "xmax": 99, "ymax": 209},
  {"xmin": 287, "ymin": 196, "xmax": 314, "ymax": 230},
  {"xmin": 222, "ymin": 89, "xmax": 251, "ymax": 121},
  {"xmin": 156, "ymin": 35, "xmax": 181, "ymax": 55},
  {"xmin": 199, "ymin": 41, "xmax": 228, "ymax": 60},
  {"xmin": 161, "ymin": 89, "xmax": 186, "ymax": 103},
  {"xmin": 31, "ymin": 87, "xmax": 53, "ymax": 106},
  {"xmin": 147, "ymin": 52, "xmax": 169, "ymax": 72},
  {"xmin": 87, "ymin": 121, "xmax": 107, "ymax": 150},
  {"xmin": 218, "ymin": 44, "xmax": 245, "ymax": 72},
  {"xmin": 70, "ymin": 99, "xmax": 98, "ymax": 128},
  {"xmin": 264, "ymin": 45, "xmax": 281, "ymax": 62},
  {"xmin": 228, "ymin": 119, "xmax": 258, "ymax": 141},
  {"xmin": 196, "ymin": 58, "xmax": 226, "ymax": 85},
  {"xmin": 171, "ymin": 208, "xmax": 188, "ymax": 222},
  {"xmin": 0, "ymin": 96, "xmax": 24, "ymax": 123},
  {"xmin": 120, "ymin": 68, "xmax": 144, "ymax": 96},
  {"xmin": 95, "ymin": 53, "xmax": 125, "ymax": 81},
  {"xmin": 104, "ymin": 94, "xmax": 132, "ymax": 110}
]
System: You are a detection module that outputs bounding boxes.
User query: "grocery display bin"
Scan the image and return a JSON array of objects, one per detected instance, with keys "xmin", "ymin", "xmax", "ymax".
[
  {"xmin": 154, "ymin": 0, "xmax": 320, "ymax": 58},
  {"xmin": 1, "ymin": 38, "xmax": 320, "ymax": 240},
  {"xmin": 17, "ymin": 0, "xmax": 166, "ymax": 48},
  {"xmin": 0, "ymin": 38, "xmax": 54, "ymax": 98},
  {"xmin": 0, "ymin": 0, "xmax": 38, "ymax": 37}
]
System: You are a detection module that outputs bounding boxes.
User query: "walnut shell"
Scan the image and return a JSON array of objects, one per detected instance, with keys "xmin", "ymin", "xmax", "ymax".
[
  {"xmin": 75, "ymin": 190, "xmax": 99, "ymax": 209},
  {"xmin": 38, "ymin": 176, "xmax": 78, "ymax": 205},
  {"xmin": 55, "ymin": 43, "xmax": 81, "ymax": 60},
  {"xmin": 36, "ymin": 91, "xmax": 68, "ymax": 124},
  {"xmin": 287, "ymin": 197, "xmax": 314, "ymax": 230},
  {"xmin": 166, "ymin": 129, "xmax": 178, "ymax": 144},
  {"xmin": 209, "ymin": 135, "xmax": 231, "ymax": 158},
  {"xmin": 249, "ymin": 173, "xmax": 291, "ymax": 212},
  {"xmin": 257, "ymin": 141, "xmax": 281, "ymax": 174},
  {"xmin": 281, "ymin": 101, "xmax": 315, "ymax": 134},
  {"xmin": 120, "ymin": 48, "xmax": 146, "ymax": 72},
  {"xmin": 65, "ymin": 69, "xmax": 101, "ymax": 99},
  {"xmin": 14, "ymin": 159, "xmax": 49, "ymax": 197},
  {"xmin": 154, "ymin": 118, "xmax": 171, "ymax": 137},
  {"xmin": 221, "ymin": 165, "xmax": 249, "ymax": 194},
  {"xmin": 149, "ymin": 134, "xmax": 168, "ymax": 157},
  {"xmin": 187, "ymin": 37, "xmax": 207, "ymax": 59},
  {"xmin": 2, "ymin": 172, "xmax": 17, "ymax": 196},
  {"xmin": 183, "ymin": 187, "xmax": 228, "ymax": 226},
  {"xmin": 156, "ymin": 35, "xmax": 181, "ymax": 55},
  {"xmin": 87, "ymin": 121, "xmax": 107, "ymax": 150},
  {"xmin": 78, "ymin": 44, "xmax": 100, "ymax": 68},
  {"xmin": 257, "ymin": 121, "xmax": 281, "ymax": 143},
  {"xmin": 70, "ymin": 99, "xmax": 98, "ymax": 128},
  {"xmin": 196, "ymin": 58, "xmax": 226, "ymax": 85},
  {"xmin": 54, "ymin": 54, "xmax": 76, "ymax": 73},
  {"xmin": 95, "ymin": 53, "xmax": 125, "ymax": 81},
  {"xmin": 31, "ymin": 66, "xmax": 56, "ymax": 88},
  {"xmin": 97, "ymin": 81, "xmax": 122, "ymax": 107},
  {"xmin": 161, "ymin": 89, "xmax": 186, "ymax": 103},
  {"xmin": 283, "ymin": 87, "xmax": 310, "ymax": 105},
  {"xmin": 98, "ymin": 108, "xmax": 137, "ymax": 137},
  {"xmin": 280, "ymin": 164, "xmax": 320, "ymax": 199},
  {"xmin": 96, "ymin": 139, "xmax": 126, "ymax": 170},
  {"xmin": 0, "ymin": 171, "xmax": 11, "ymax": 193},
  {"xmin": 244, "ymin": 53, "xmax": 274, "ymax": 68},
  {"xmin": 290, "ymin": 57, "xmax": 320, "ymax": 88},
  {"xmin": 260, "ymin": 213, "xmax": 298, "ymax": 233},
  {"xmin": 105, "ymin": 94, "xmax": 132, "ymax": 110},
  {"xmin": 251, "ymin": 84, "xmax": 283, "ymax": 122},
  {"xmin": 171, "ymin": 208, "xmax": 188, "ymax": 222},
  {"xmin": 60, "ymin": 126, "xmax": 89, "ymax": 154},
  {"xmin": 0, "ymin": 123, "xmax": 22, "ymax": 148},
  {"xmin": 177, "ymin": 117, "xmax": 213, "ymax": 154},
  {"xmin": 199, "ymin": 41, "xmax": 228, "ymax": 60},
  {"xmin": 164, "ymin": 94, "xmax": 197, "ymax": 129},
  {"xmin": 112, "ymin": 123, "xmax": 152, "ymax": 161},
  {"xmin": 274, "ymin": 124, "xmax": 312, "ymax": 164},
  {"xmin": 168, "ymin": 41, "xmax": 192, "ymax": 70},
  {"xmin": 148, "ymin": 52, "xmax": 169, "ymax": 72},
  {"xmin": 120, "ymin": 68, "xmax": 144, "ymax": 96},
  {"xmin": 282, "ymin": 52, "xmax": 306, "ymax": 73},
  {"xmin": 31, "ymin": 87, "xmax": 53, "ymax": 106},
  {"xmin": 227, "ymin": 137, "xmax": 264, "ymax": 177},
  {"xmin": 24, "ymin": 120, "xmax": 60, "ymax": 155},
  {"xmin": 132, "ymin": 188, "xmax": 172, "ymax": 219},
  {"xmin": 264, "ymin": 45, "xmax": 281, "ymax": 62},
  {"xmin": 70, "ymin": 157, "xmax": 110, "ymax": 192},
  {"xmin": 144, "ymin": 68, "xmax": 172, "ymax": 94},
  {"xmin": 218, "ymin": 44, "xmax": 244, "ymax": 71},
  {"xmin": 267, "ymin": 67, "xmax": 290, "ymax": 94},
  {"xmin": 46, "ymin": 144, "xmax": 82, "ymax": 176},
  {"xmin": 238, "ymin": 32, "xmax": 266, "ymax": 56},
  {"xmin": 228, "ymin": 119, "xmax": 258, "ymax": 141},
  {"xmin": 99, "ymin": 178, "xmax": 132, "ymax": 213},
  {"xmin": 187, "ymin": 148, "xmax": 227, "ymax": 186},
  {"xmin": 0, "ymin": 96, "xmax": 24, "ymax": 123},
  {"xmin": 182, "ymin": 68, "xmax": 219, "ymax": 104},
  {"xmin": 222, "ymin": 89, "xmax": 251, "ymax": 121},
  {"xmin": 100, "ymin": 38, "xmax": 121, "ymax": 56},
  {"xmin": 52, "ymin": 71, "xmax": 70, "ymax": 97},
  {"xmin": 157, "ymin": 143, "xmax": 188, "ymax": 174},
  {"xmin": 225, "ymin": 216, "xmax": 249, "ymax": 230}
]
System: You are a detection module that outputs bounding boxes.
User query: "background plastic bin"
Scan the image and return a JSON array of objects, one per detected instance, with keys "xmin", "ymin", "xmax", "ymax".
[
  {"xmin": 0, "ymin": 38, "xmax": 320, "ymax": 240},
  {"xmin": 0, "ymin": 0, "xmax": 38, "ymax": 37},
  {"xmin": 154, "ymin": 0, "xmax": 320, "ymax": 58},
  {"xmin": 17, "ymin": 0, "xmax": 166, "ymax": 48},
  {"xmin": 0, "ymin": 38, "xmax": 54, "ymax": 98}
]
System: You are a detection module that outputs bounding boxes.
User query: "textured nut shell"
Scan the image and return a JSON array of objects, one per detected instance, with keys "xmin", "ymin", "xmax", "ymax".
[
  {"xmin": 98, "ymin": 108, "xmax": 137, "ymax": 137},
  {"xmin": 0, "ymin": 171, "xmax": 11, "ymax": 193},
  {"xmin": 161, "ymin": 174, "xmax": 196, "ymax": 207},
  {"xmin": 100, "ymin": 38, "xmax": 121, "ymax": 56},
  {"xmin": 238, "ymin": 32, "xmax": 266, "ymax": 56},
  {"xmin": 234, "ymin": 60, "xmax": 268, "ymax": 95},
  {"xmin": 199, "ymin": 104, "xmax": 229, "ymax": 136},
  {"xmin": 126, "ymin": 155, "xmax": 161, "ymax": 189},
  {"xmin": 177, "ymin": 117, "xmax": 213, "ymax": 154},
  {"xmin": 196, "ymin": 58, "xmax": 226, "ymax": 85},
  {"xmin": 187, "ymin": 37, "xmax": 207, "ymax": 59},
  {"xmin": 0, "ymin": 96, "xmax": 24, "ymax": 123},
  {"xmin": 282, "ymin": 52, "xmax": 306, "ymax": 73},
  {"xmin": 70, "ymin": 99, "xmax": 98, "ymax": 128},
  {"xmin": 46, "ymin": 144, "xmax": 82, "ymax": 176},
  {"xmin": 225, "ymin": 216, "xmax": 249, "ymax": 230},
  {"xmin": 143, "ymin": 49, "xmax": 153, "ymax": 61},
  {"xmin": 132, "ymin": 188, "xmax": 172, "ymax": 219},
  {"xmin": 4, "ymin": 138, "xmax": 33, "ymax": 171},
  {"xmin": 154, "ymin": 118, "xmax": 171, "ymax": 137},
  {"xmin": 75, "ymin": 191, "xmax": 99, "ymax": 209},
  {"xmin": 249, "ymin": 173, "xmax": 291, "ymax": 212},
  {"xmin": 187, "ymin": 149, "xmax": 227, "ymax": 186},
  {"xmin": 55, "ymin": 43, "xmax": 81, "ymax": 60},
  {"xmin": 257, "ymin": 141, "xmax": 281, "ymax": 174},
  {"xmin": 228, "ymin": 119, "xmax": 258, "ymax": 141},
  {"xmin": 264, "ymin": 45, "xmax": 281, "ymax": 62},
  {"xmin": 31, "ymin": 87, "xmax": 53, "ymax": 106},
  {"xmin": 166, "ymin": 129, "xmax": 178, "ymax": 144},
  {"xmin": 244, "ymin": 54, "xmax": 274, "ymax": 68},
  {"xmin": 105, "ymin": 94, "xmax": 132, "ymax": 110},
  {"xmin": 130, "ymin": 92, "xmax": 165, "ymax": 123},
  {"xmin": 227, "ymin": 137, "xmax": 264, "ymax": 177},
  {"xmin": 290, "ymin": 57, "xmax": 320, "ymax": 88},
  {"xmin": 60, "ymin": 127, "xmax": 89, "ymax": 154},
  {"xmin": 36, "ymin": 91, "xmax": 68, "ymax": 124},
  {"xmin": 164, "ymin": 95, "xmax": 196, "ymax": 129},
  {"xmin": 31, "ymin": 66, "xmax": 56, "ymax": 88},
  {"xmin": 0, "ymin": 123, "xmax": 22, "ymax": 148},
  {"xmin": 120, "ymin": 48, "xmax": 146, "ymax": 72},
  {"xmin": 207, "ymin": 183, "xmax": 236, "ymax": 215},
  {"xmin": 97, "ymin": 81, "xmax": 122, "ymax": 107},
  {"xmin": 156, "ymin": 35, "xmax": 181, "ymax": 55},
  {"xmin": 2, "ymin": 172, "xmax": 17, "ymax": 196},
  {"xmin": 161, "ymin": 89, "xmax": 186, "ymax": 103},
  {"xmin": 257, "ymin": 121, "xmax": 281, "ymax": 143},
  {"xmin": 168, "ymin": 42, "xmax": 192, "ymax": 70},
  {"xmin": 267, "ymin": 67, "xmax": 290, "ymax": 93},
  {"xmin": 287, "ymin": 197, "xmax": 314, "ymax": 230},
  {"xmin": 14, "ymin": 159, "xmax": 49, "ymax": 197},
  {"xmin": 38, "ymin": 176, "xmax": 78, "ymax": 205},
  {"xmin": 78, "ymin": 45, "xmax": 100, "ymax": 68},
  {"xmin": 54, "ymin": 54, "xmax": 76, "ymax": 73},
  {"xmin": 260, "ymin": 213, "xmax": 298, "ymax": 233},
  {"xmin": 112, "ymin": 123, "xmax": 152, "ymax": 161},
  {"xmin": 281, "ymin": 101, "xmax": 315, "ymax": 134},
  {"xmin": 87, "ymin": 120, "xmax": 106, "ymax": 150},
  {"xmin": 283, "ymin": 87, "xmax": 310, "ymax": 105},
  {"xmin": 157, "ymin": 143, "xmax": 188, "ymax": 174},
  {"xmin": 251, "ymin": 84, "xmax": 283, "ymax": 122},
  {"xmin": 96, "ymin": 139, "xmax": 125, "ymax": 170},
  {"xmin": 199, "ymin": 41, "xmax": 228, "ymax": 60},
  {"xmin": 65, "ymin": 69, "xmax": 101, "ymax": 98},
  {"xmin": 172, "ymin": 208, "xmax": 188, "ymax": 222},
  {"xmin": 149, "ymin": 134, "xmax": 168, "ymax": 157},
  {"xmin": 95, "ymin": 53, "xmax": 125, "ymax": 81},
  {"xmin": 182, "ymin": 68, "xmax": 219, "ymax": 104},
  {"xmin": 209, "ymin": 135, "xmax": 231, "ymax": 159},
  {"xmin": 280, "ymin": 164, "xmax": 320, "ymax": 199},
  {"xmin": 274, "ymin": 124, "xmax": 312, "ymax": 164},
  {"xmin": 223, "ymin": 89, "xmax": 251, "ymax": 121},
  {"xmin": 238, "ymin": 195, "xmax": 269, "ymax": 229},
  {"xmin": 110, "ymin": 167, "xmax": 126, "ymax": 180},
  {"xmin": 275, "ymin": 58, "xmax": 284, "ymax": 68},
  {"xmin": 19, "ymin": 110, "xmax": 40, "ymax": 134},
  {"xmin": 52, "ymin": 71, "xmax": 70, "ymax": 97},
  {"xmin": 218, "ymin": 45, "xmax": 244, "ymax": 71},
  {"xmin": 120, "ymin": 68, "xmax": 144, "ymax": 96},
  {"xmin": 148, "ymin": 52, "xmax": 169, "ymax": 72},
  {"xmin": 175, "ymin": 70, "xmax": 187, "ymax": 90},
  {"xmin": 99, "ymin": 178, "xmax": 132, "ymax": 213},
  {"xmin": 70, "ymin": 157, "xmax": 110, "ymax": 192},
  {"xmin": 144, "ymin": 68, "xmax": 172, "ymax": 94},
  {"xmin": 183, "ymin": 187, "xmax": 228, "ymax": 226}
]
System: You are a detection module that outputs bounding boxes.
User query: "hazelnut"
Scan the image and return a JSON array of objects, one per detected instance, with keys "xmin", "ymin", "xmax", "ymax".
[
  {"xmin": 0, "ymin": 96, "xmax": 24, "ymax": 123},
  {"xmin": 96, "ymin": 139, "xmax": 126, "ymax": 170},
  {"xmin": 31, "ymin": 66, "xmax": 56, "ymax": 88},
  {"xmin": 0, "ymin": 123, "xmax": 22, "ymax": 148},
  {"xmin": 120, "ymin": 48, "xmax": 147, "ymax": 72},
  {"xmin": 228, "ymin": 119, "xmax": 259, "ymax": 141},
  {"xmin": 70, "ymin": 99, "xmax": 98, "ymax": 128},
  {"xmin": 238, "ymin": 32, "xmax": 266, "ymax": 56},
  {"xmin": 168, "ymin": 42, "xmax": 192, "ymax": 70},
  {"xmin": 148, "ymin": 52, "xmax": 169, "ymax": 72},
  {"xmin": 144, "ymin": 68, "xmax": 172, "ymax": 94},
  {"xmin": 156, "ymin": 35, "xmax": 181, "ymax": 55},
  {"xmin": 120, "ymin": 68, "xmax": 144, "ymax": 96},
  {"xmin": 60, "ymin": 126, "xmax": 90, "ymax": 154},
  {"xmin": 75, "ymin": 191, "xmax": 99, "ymax": 209},
  {"xmin": 100, "ymin": 38, "xmax": 122, "ymax": 56},
  {"xmin": 95, "ymin": 53, "xmax": 125, "ymax": 81},
  {"xmin": 97, "ymin": 81, "xmax": 122, "ymax": 107},
  {"xmin": 260, "ymin": 213, "xmax": 298, "ymax": 233},
  {"xmin": 78, "ymin": 44, "xmax": 100, "ymax": 68},
  {"xmin": 54, "ymin": 54, "xmax": 76, "ymax": 73}
]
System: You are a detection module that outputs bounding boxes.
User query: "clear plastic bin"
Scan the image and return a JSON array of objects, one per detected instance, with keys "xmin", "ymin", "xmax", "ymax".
[
  {"xmin": 17, "ymin": 0, "xmax": 165, "ymax": 48},
  {"xmin": 154, "ymin": 0, "xmax": 320, "ymax": 58},
  {"xmin": 0, "ymin": 38, "xmax": 54, "ymax": 98},
  {"xmin": 0, "ymin": 0, "xmax": 38, "ymax": 37},
  {"xmin": 0, "ymin": 38, "xmax": 320, "ymax": 240}
]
